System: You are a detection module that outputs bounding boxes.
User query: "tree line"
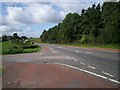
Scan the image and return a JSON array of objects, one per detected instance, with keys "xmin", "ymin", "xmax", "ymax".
[
  {"xmin": 40, "ymin": 2, "xmax": 120, "ymax": 44},
  {"xmin": 1, "ymin": 33, "xmax": 28, "ymax": 42}
]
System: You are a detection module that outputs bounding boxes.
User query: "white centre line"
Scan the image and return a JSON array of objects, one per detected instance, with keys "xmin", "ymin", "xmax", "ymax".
[
  {"xmin": 73, "ymin": 59, "xmax": 77, "ymax": 61},
  {"xmin": 101, "ymin": 71, "xmax": 114, "ymax": 77},
  {"xmin": 88, "ymin": 66, "xmax": 96, "ymax": 70},
  {"xmin": 85, "ymin": 52, "xmax": 91, "ymax": 54},
  {"xmin": 39, "ymin": 53, "xmax": 43, "ymax": 55},
  {"xmin": 75, "ymin": 50, "xmax": 79, "ymax": 53},
  {"xmin": 66, "ymin": 56, "xmax": 69, "ymax": 58},
  {"xmin": 80, "ymin": 62, "xmax": 85, "ymax": 65}
]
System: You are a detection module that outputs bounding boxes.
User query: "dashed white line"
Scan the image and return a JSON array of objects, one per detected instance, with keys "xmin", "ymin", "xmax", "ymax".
[
  {"xmin": 80, "ymin": 62, "xmax": 85, "ymax": 65},
  {"xmin": 79, "ymin": 51, "xmax": 82, "ymax": 53},
  {"xmin": 66, "ymin": 56, "xmax": 69, "ymax": 58},
  {"xmin": 39, "ymin": 53, "xmax": 42, "ymax": 55},
  {"xmin": 48, "ymin": 63, "xmax": 120, "ymax": 84},
  {"xmin": 88, "ymin": 66, "xmax": 96, "ymax": 70},
  {"xmin": 75, "ymin": 50, "xmax": 79, "ymax": 53},
  {"xmin": 73, "ymin": 59, "xmax": 77, "ymax": 61},
  {"xmin": 59, "ymin": 47, "xmax": 62, "ymax": 48},
  {"xmin": 101, "ymin": 71, "xmax": 114, "ymax": 77},
  {"xmin": 85, "ymin": 52, "xmax": 91, "ymax": 54},
  {"xmin": 75, "ymin": 50, "xmax": 83, "ymax": 53}
]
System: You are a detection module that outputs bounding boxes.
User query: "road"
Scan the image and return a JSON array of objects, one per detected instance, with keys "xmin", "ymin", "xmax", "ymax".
[{"xmin": 2, "ymin": 44, "xmax": 120, "ymax": 88}]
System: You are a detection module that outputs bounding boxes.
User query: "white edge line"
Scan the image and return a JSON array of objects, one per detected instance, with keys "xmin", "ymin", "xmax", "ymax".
[
  {"xmin": 85, "ymin": 52, "xmax": 91, "ymax": 54},
  {"xmin": 48, "ymin": 63, "xmax": 120, "ymax": 84}
]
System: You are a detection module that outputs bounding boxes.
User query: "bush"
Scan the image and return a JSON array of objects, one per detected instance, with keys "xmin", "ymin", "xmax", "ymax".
[
  {"xmin": 2, "ymin": 41, "xmax": 40, "ymax": 55},
  {"xmin": 22, "ymin": 45, "xmax": 38, "ymax": 49}
]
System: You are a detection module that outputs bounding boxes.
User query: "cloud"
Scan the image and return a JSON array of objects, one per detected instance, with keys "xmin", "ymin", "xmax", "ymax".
[
  {"xmin": 4, "ymin": 2, "xmax": 95, "ymax": 25},
  {"xmin": 52, "ymin": 2, "xmax": 101, "ymax": 14},
  {"xmin": 4, "ymin": 2, "xmax": 65, "ymax": 25},
  {"xmin": 0, "ymin": 25, "xmax": 22, "ymax": 35},
  {"xmin": 17, "ymin": 27, "xmax": 40, "ymax": 38},
  {"xmin": 0, "ymin": 25, "xmax": 39, "ymax": 37}
]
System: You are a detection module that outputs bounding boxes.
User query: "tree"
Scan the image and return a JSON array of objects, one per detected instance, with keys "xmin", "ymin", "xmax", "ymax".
[
  {"xmin": 12, "ymin": 33, "xmax": 20, "ymax": 40},
  {"xmin": 2, "ymin": 35, "xmax": 8, "ymax": 42},
  {"xmin": 40, "ymin": 2, "xmax": 120, "ymax": 45},
  {"xmin": 21, "ymin": 36, "xmax": 28, "ymax": 40}
]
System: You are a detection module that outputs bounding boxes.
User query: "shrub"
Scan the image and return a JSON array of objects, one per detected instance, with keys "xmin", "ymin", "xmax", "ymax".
[{"xmin": 22, "ymin": 45, "xmax": 39, "ymax": 49}]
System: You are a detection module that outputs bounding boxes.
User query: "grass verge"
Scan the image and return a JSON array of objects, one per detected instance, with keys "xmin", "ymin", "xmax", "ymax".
[
  {"xmin": 60, "ymin": 43, "xmax": 119, "ymax": 49},
  {"xmin": 23, "ymin": 47, "xmax": 40, "ymax": 53},
  {"xmin": 29, "ymin": 38, "xmax": 42, "ymax": 43},
  {"xmin": 0, "ymin": 67, "xmax": 6, "ymax": 75},
  {"xmin": 2, "ymin": 41, "xmax": 41, "ymax": 55}
]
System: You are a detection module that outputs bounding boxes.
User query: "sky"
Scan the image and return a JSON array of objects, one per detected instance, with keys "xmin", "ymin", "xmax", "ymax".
[{"xmin": 0, "ymin": 0, "xmax": 105, "ymax": 38}]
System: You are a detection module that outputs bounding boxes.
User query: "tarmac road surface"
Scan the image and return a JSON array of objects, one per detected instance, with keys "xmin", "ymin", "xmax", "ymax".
[{"xmin": 2, "ymin": 44, "xmax": 119, "ymax": 88}]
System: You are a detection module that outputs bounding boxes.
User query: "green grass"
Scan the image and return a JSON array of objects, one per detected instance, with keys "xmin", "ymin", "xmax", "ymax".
[
  {"xmin": 23, "ymin": 47, "xmax": 40, "ymax": 53},
  {"xmin": 2, "ymin": 41, "xmax": 23, "ymax": 54},
  {"xmin": 0, "ymin": 42, "xmax": 2, "ymax": 54},
  {"xmin": 29, "ymin": 38, "xmax": 41, "ymax": 43},
  {"xmin": 60, "ymin": 43, "xmax": 119, "ymax": 49},
  {"xmin": 0, "ymin": 67, "xmax": 6, "ymax": 75},
  {"xmin": 2, "ymin": 41, "xmax": 41, "ymax": 55}
]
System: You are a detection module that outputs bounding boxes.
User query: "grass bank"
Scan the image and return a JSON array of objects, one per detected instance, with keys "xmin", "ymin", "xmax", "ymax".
[
  {"xmin": 29, "ymin": 38, "xmax": 42, "ymax": 43},
  {"xmin": 59, "ymin": 43, "xmax": 119, "ymax": 50},
  {"xmin": 2, "ymin": 41, "xmax": 41, "ymax": 55},
  {"xmin": 0, "ymin": 67, "xmax": 6, "ymax": 75}
]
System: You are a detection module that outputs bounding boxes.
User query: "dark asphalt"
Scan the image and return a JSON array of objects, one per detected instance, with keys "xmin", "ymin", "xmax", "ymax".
[{"xmin": 38, "ymin": 44, "xmax": 119, "ymax": 82}]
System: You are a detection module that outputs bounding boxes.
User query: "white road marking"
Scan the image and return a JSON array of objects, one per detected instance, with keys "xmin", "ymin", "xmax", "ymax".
[
  {"xmin": 48, "ymin": 63, "xmax": 120, "ymax": 84},
  {"xmin": 80, "ymin": 62, "xmax": 85, "ymax": 65},
  {"xmin": 39, "ymin": 53, "xmax": 42, "ymax": 55},
  {"xmin": 79, "ymin": 51, "xmax": 82, "ymax": 53},
  {"xmin": 75, "ymin": 50, "xmax": 83, "ymax": 53},
  {"xmin": 75, "ymin": 50, "xmax": 79, "ymax": 53},
  {"xmin": 88, "ymin": 66, "xmax": 96, "ymax": 70},
  {"xmin": 85, "ymin": 52, "xmax": 91, "ymax": 54},
  {"xmin": 101, "ymin": 71, "xmax": 114, "ymax": 77},
  {"xmin": 73, "ymin": 59, "xmax": 77, "ymax": 61},
  {"xmin": 66, "ymin": 56, "xmax": 69, "ymax": 58},
  {"xmin": 52, "ymin": 51, "xmax": 57, "ymax": 54},
  {"xmin": 59, "ymin": 47, "xmax": 62, "ymax": 48}
]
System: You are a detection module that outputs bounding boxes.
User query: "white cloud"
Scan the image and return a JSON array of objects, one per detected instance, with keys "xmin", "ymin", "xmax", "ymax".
[
  {"xmin": 0, "ymin": 25, "xmax": 39, "ymax": 37},
  {"xmin": 52, "ymin": 2, "xmax": 100, "ymax": 14},
  {"xmin": 4, "ymin": 2, "xmax": 65, "ymax": 25},
  {"xmin": 27, "ymin": 3, "xmax": 64, "ymax": 23},
  {"xmin": 0, "ymin": 25, "xmax": 21, "ymax": 35},
  {"xmin": 17, "ymin": 27, "xmax": 40, "ymax": 38}
]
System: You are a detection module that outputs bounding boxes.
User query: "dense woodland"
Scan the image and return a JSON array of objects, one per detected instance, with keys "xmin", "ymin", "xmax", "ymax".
[{"xmin": 40, "ymin": 2, "xmax": 120, "ymax": 45}]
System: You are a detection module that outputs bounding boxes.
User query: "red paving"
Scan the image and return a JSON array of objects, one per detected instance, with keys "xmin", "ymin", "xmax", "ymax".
[{"xmin": 2, "ymin": 63, "xmax": 116, "ymax": 88}]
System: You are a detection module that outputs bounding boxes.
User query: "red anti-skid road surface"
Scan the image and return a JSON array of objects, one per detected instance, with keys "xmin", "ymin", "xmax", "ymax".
[{"xmin": 2, "ymin": 63, "xmax": 116, "ymax": 88}]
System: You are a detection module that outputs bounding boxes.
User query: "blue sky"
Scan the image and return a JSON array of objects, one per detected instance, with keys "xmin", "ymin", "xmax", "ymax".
[{"xmin": 0, "ymin": 1, "xmax": 104, "ymax": 38}]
